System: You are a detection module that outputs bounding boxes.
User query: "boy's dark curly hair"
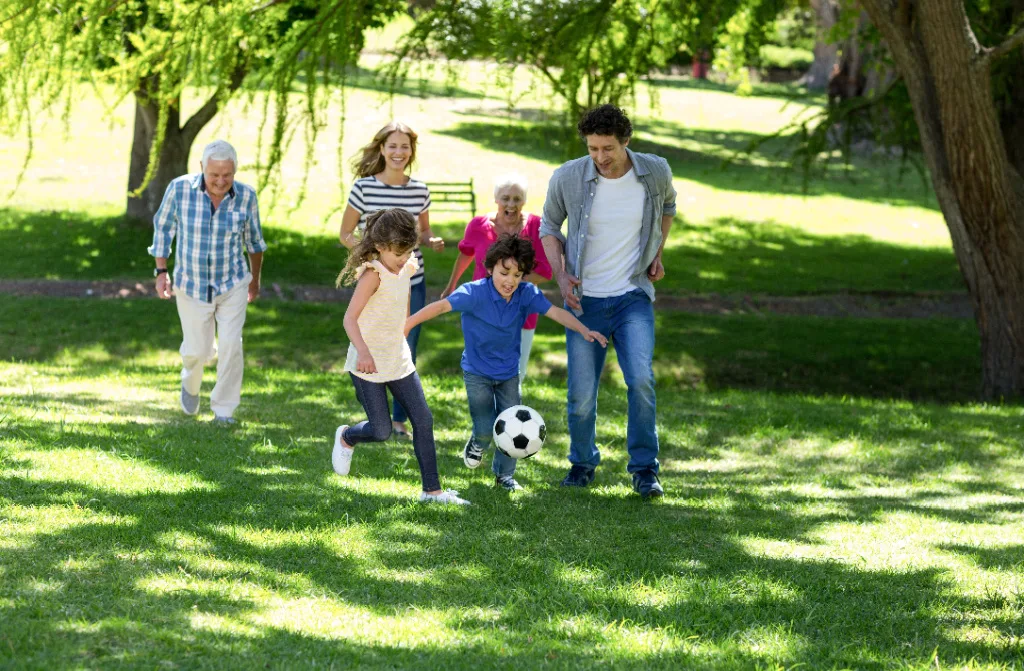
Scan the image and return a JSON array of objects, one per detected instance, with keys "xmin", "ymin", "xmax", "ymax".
[
  {"xmin": 577, "ymin": 104, "xmax": 633, "ymax": 143},
  {"xmin": 484, "ymin": 233, "xmax": 535, "ymax": 276}
]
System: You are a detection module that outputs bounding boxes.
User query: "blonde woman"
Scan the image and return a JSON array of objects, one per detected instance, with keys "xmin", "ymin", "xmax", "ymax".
[{"xmin": 340, "ymin": 121, "xmax": 444, "ymax": 439}]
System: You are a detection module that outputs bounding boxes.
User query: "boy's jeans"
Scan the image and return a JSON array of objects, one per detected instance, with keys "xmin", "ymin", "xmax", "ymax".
[
  {"xmin": 463, "ymin": 371, "xmax": 520, "ymax": 478},
  {"xmin": 565, "ymin": 288, "xmax": 659, "ymax": 474}
]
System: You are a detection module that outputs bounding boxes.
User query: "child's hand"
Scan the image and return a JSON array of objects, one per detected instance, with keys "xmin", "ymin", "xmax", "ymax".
[
  {"xmin": 356, "ymin": 350, "xmax": 377, "ymax": 374},
  {"xmin": 427, "ymin": 236, "xmax": 445, "ymax": 252},
  {"xmin": 583, "ymin": 329, "xmax": 608, "ymax": 347}
]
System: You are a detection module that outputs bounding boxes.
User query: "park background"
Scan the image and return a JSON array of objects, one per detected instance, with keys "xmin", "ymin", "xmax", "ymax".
[{"xmin": 1, "ymin": 4, "xmax": 1022, "ymax": 670}]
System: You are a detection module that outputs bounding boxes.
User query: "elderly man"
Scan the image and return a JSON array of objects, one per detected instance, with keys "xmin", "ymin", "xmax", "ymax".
[
  {"xmin": 540, "ymin": 104, "xmax": 677, "ymax": 499},
  {"xmin": 148, "ymin": 139, "xmax": 268, "ymax": 425}
]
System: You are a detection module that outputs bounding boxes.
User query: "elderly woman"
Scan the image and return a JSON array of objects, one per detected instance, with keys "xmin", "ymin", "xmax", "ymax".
[{"xmin": 442, "ymin": 174, "xmax": 552, "ymax": 379}]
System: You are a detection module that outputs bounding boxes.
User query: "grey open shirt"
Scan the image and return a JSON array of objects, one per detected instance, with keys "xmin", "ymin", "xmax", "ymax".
[{"xmin": 539, "ymin": 148, "xmax": 677, "ymax": 315}]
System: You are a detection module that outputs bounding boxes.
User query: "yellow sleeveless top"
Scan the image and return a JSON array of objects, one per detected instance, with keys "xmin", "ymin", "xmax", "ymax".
[{"xmin": 344, "ymin": 258, "xmax": 418, "ymax": 382}]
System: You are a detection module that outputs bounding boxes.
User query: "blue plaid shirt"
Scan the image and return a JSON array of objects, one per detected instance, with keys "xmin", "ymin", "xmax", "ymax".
[{"xmin": 148, "ymin": 174, "xmax": 268, "ymax": 302}]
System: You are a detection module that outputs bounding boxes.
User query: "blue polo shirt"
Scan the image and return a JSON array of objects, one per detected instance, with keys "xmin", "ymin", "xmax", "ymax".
[{"xmin": 447, "ymin": 277, "xmax": 553, "ymax": 380}]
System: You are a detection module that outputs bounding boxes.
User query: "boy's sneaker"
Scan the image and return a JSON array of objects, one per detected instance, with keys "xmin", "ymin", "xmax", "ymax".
[
  {"xmin": 495, "ymin": 475, "xmax": 523, "ymax": 492},
  {"xmin": 419, "ymin": 489, "xmax": 471, "ymax": 505},
  {"xmin": 332, "ymin": 425, "xmax": 354, "ymax": 476},
  {"xmin": 560, "ymin": 465, "xmax": 596, "ymax": 487},
  {"xmin": 632, "ymin": 469, "xmax": 664, "ymax": 499},
  {"xmin": 462, "ymin": 436, "xmax": 484, "ymax": 469}
]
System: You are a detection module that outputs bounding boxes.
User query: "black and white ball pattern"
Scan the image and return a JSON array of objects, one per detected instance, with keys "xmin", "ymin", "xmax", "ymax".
[{"xmin": 493, "ymin": 405, "xmax": 546, "ymax": 459}]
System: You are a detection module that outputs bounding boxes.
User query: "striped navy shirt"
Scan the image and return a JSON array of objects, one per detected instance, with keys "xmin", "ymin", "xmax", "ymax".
[
  {"xmin": 347, "ymin": 176, "xmax": 431, "ymax": 285},
  {"xmin": 148, "ymin": 174, "xmax": 268, "ymax": 302}
]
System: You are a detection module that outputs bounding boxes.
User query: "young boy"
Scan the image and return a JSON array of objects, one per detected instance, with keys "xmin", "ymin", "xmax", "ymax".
[{"xmin": 405, "ymin": 234, "xmax": 608, "ymax": 491}]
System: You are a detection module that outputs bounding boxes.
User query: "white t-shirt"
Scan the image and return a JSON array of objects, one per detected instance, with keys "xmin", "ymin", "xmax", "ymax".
[{"xmin": 581, "ymin": 168, "xmax": 645, "ymax": 298}]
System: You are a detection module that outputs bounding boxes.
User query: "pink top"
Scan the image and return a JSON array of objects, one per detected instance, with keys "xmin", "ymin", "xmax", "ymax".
[{"xmin": 456, "ymin": 213, "xmax": 553, "ymax": 330}]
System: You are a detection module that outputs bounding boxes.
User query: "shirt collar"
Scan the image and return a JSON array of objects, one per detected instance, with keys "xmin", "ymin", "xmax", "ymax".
[
  {"xmin": 191, "ymin": 173, "xmax": 237, "ymax": 199},
  {"xmin": 583, "ymin": 146, "xmax": 646, "ymax": 182}
]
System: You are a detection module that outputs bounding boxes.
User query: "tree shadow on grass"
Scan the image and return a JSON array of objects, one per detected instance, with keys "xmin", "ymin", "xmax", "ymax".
[
  {"xmin": 437, "ymin": 118, "xmax": 938, "ymax": 210},
  {"xmin": 1, "ymin": 384, "xmax": 1022, "ymax": 667}
]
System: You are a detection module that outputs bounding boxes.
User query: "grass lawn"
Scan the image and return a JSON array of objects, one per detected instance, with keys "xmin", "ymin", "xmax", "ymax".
[
  {"xmin": 2, "ymin": 38, "xmax": 1016, "ymax": 670},
  {"xmin": 1, "ymin": 295, "xmax": 1023, "ymax": 669}
]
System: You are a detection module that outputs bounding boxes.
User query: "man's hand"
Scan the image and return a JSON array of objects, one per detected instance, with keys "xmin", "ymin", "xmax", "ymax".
[
  {"xmin": 155, "ymin": 273, "xmax": 174, "ymax": 299},
  {"xmin": 557, "ymin": 272, "xmax": 582, "ymax": 311},
  {"xmin": 248, "ymin": 277, "xmax": 261, "ymax": 303},
  {"xmin": 647, "ymin": 255, "xmax": 665, "ymax": 282},
  {"xmin": 427, "ymin": 236, "xmax": 445, "ymax": 252}
]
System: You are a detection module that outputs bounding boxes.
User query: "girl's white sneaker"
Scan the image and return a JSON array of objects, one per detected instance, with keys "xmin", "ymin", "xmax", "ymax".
[
  {"xmin": 332, "ymin": 425, "xmax": 354, "ymax": 475},
  {"xmin": 419, "ymin": 489, "xmax": 471, "ymax": 505}
]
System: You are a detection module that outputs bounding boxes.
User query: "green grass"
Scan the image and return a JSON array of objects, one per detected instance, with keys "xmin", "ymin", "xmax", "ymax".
[
  {"xmin": 1, "ymin": 295, "xmax": 1022, "ymax": 669},
  {"xmin": 0, "ymin": 45, "xmax": 1011, "ymax": 670}
]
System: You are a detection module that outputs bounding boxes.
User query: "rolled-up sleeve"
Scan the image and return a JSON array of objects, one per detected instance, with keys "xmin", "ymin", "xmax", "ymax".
[
  {"xmin": 245, "ymin": 192, "xmax": 268, "ymax": 253},
  {"xmin": 660, "ymin": 158, "xmax": 677, "ymax": 217},
  {"xmin": 148, "ymin": 183, "xmax": 177, "ymax": 258},
  {"xmin": 539, "ymin": 170, "xmax": 567, "ymax": 245}
]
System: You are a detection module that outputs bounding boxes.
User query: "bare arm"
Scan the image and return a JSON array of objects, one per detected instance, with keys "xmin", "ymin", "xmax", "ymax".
[
  {"xmin": 648, "ymin": 213, "xmax": 674, "ymax": 282},
  {"xmin": 343, "ymin": 271, "xmax": 382, "ymax": 374},
  {"xmin": 419, "ymin": 210, "xmax": 444, "ymax": 252},
  {"xmin": 542, "ymin": 235, "xmax": 581, "ymax": 311},
  {"xmin": 442, "ymin": 253, "xmax": 475, "ymax": 298},
  {"xmin": 405, "ymin": 299, "xmax": 453, "ymax": 336},
  {"xmin": 339, "ymin": 205, "xmax": 361, "ymax": 249},
  {"xmin": 247, "ymin": 251, "xmax": 263, "ymax": 303},
  {"xmin": 544, "ymin": 305, "xmax": 607, "ymax": 347}
]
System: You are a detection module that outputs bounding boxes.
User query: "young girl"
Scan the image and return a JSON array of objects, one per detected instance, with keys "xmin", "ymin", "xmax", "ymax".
[
  {"xmin": 339, "ymin": 121, "xmax": 443, "ymax": 441},
  {"xmin": 333, "ymin": 208, "xmax": 469, "ymax": 506}
]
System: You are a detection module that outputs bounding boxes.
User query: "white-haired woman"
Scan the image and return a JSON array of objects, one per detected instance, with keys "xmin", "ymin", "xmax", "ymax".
[{"xmin": 441, "ymin": 174, "xmax": 552, "ymax": 378}]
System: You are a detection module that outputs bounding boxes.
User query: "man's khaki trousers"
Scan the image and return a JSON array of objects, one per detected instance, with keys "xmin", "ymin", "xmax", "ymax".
[{"xmin": 175, "ymin": 277, "xmax": 249, "ymax": 419}]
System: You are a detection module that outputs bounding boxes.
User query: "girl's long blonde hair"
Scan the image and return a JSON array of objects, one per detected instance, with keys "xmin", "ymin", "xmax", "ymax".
[
  {"xmin": 352, "ymin": 121, "xmax": 419, "ymax": 178},
  {"xmin": 337, "ymin": 209, "xmax": 419, "ymax": 287}
]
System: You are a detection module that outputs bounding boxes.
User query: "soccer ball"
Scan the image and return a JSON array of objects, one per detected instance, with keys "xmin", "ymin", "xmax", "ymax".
[{"xmin": 493, "ymin": 405, "xmax": 546, "ymax": 459}]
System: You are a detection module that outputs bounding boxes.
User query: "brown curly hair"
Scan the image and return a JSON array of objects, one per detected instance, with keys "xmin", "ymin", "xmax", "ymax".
[
  {"xmin": 336, "ymin": 209, "xmax": 419, "ymax": 287},
  {"xmin": 484, "ymin": 233, "xmax": 535, "ymax": 275}
]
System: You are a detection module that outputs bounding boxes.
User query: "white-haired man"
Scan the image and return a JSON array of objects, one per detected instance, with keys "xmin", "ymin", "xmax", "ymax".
[{"xmin": 148, "ymin": 140, "xmax": 268, "ymax": 425}]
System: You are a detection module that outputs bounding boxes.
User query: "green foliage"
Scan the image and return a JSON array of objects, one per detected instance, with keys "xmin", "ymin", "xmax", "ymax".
[
  {"xmin": 758, "ymin": 44, "xmax": 813, "ymax": 70},
  {"xmin": 0, "ymin": 0, "xmax": 404, "ymax": 196},
  {"xmin": 385, "ymin": 0, "xmax": 790, "ymax": 119}
]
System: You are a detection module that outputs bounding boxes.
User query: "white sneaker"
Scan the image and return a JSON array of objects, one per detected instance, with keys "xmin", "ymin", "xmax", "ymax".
[
  {"xmin": 332, "ymin": 425, "xmax": 354, "ymax": 475},
  {"xmin": 419, "ymin": 489, "xmax": 471, "ymax": 505}
]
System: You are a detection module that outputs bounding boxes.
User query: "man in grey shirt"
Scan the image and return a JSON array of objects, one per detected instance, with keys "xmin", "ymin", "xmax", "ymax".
[{"xmin": 540, "ymin": 104, "xmax": 677, "ymax": 499}]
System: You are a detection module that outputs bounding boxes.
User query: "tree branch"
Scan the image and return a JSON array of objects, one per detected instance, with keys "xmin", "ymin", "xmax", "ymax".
[
  {"xmin": 982, "ymin": 25, "xmax": 1024, "ymax": 68},
  {"xmin": 250, "ymin": 0, "xmax": 288, "ymax": 16},
  {"xmin": 181, "ymin": 64, "xmax": 247, "ymax": 146}
]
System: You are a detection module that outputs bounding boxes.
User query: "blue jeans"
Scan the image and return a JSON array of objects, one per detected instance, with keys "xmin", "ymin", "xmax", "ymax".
[
  {"xmin": 566, "ymin": 289, "xmax": 658, "ymax": 474},
  {"xmin": 346, "ymin": 371, "xmax": 441, "ymax": 492},
  {"xmin": 463, "ymin": 371, "xmax": 520, "ymax": 478},
  {"xmin": 392, "ymin": 280, "xmax": 426, "ymax": 424}
]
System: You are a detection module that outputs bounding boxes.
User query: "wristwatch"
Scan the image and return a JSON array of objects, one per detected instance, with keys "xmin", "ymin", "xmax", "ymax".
[{"xmin": 154, "ymin": 268, "xmax": 168, "ymax": 277}]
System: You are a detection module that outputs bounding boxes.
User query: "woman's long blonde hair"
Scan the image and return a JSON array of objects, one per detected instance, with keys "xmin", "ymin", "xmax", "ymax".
[
  {"xmin": 352, "ymin": 121, "xmax": 419, "ymax": 178},
  {"xmin": 337, "ymin": 209, "xmax": 419, "ymax": 287}
]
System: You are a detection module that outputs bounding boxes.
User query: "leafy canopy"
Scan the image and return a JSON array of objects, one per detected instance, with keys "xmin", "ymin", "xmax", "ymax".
[{"xmin": 0, "ymin": 0, "xmax": 403, "ymax": 193}]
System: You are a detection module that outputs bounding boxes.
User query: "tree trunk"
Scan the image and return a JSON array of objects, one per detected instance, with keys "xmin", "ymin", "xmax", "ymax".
[
  {"xmin": 805, "ymin": 0, "xmax": 839, "ymax": 90},
  {"xmin": 125, "ymin": 95, "xmax": 190, "ymax": 225},
  {"xmin": 859, "ymin": 0, "xmax": 1024, "ymax": 399}
]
